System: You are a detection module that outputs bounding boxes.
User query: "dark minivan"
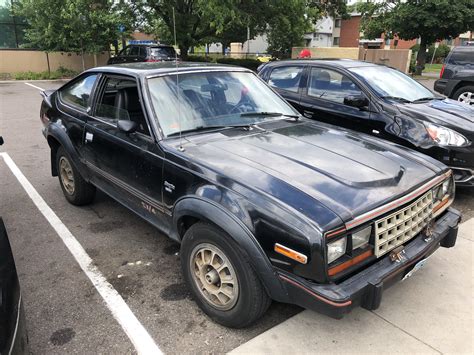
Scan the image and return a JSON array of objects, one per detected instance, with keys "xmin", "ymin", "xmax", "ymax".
[
  {"xmin": 259, "ymin": 59, "xmax": 474, "ymax": 186},
  {"xmin": 107, "ymin": 44, "xmax": 177, "ymax": 65},
  {"xmin": 434, "ymin": 46, "xmax": 474, "ymax": 105}
]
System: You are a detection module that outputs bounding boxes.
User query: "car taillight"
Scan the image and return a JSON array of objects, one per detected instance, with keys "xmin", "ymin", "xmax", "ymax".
[
  {"xmin": 146, "ymin": 58, "xmax": 162, "ymax": 62},
  {"xmin": 440, "ymin": 64, "xmax": 445, "ymax": 78}
]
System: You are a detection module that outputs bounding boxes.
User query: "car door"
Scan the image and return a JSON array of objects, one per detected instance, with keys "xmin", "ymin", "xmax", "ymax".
[
  {"xmin": 299, "ymin": 66, "xmax": 374, "ymax": 134},
  {"xmin": 266, "ymin": 65, "xmax": 306, "ymax": 113},
  {"xmin": 82, "ymin": 74, "xmax": 168, "ymax": 229}
]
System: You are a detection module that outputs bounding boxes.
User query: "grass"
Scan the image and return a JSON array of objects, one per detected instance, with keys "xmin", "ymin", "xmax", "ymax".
[
  {"xmin": 12, "ymin": 67, "xmax": 78, "ymax": 80},
  {"xmin": 424, "ymin": 63, "xmax": 443, "ymax": 73}
]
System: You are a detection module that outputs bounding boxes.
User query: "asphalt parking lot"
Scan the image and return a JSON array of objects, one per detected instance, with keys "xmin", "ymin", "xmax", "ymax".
[{"xmin": 0, "ymin": 78, "xmax": 472, "ymax": 354}]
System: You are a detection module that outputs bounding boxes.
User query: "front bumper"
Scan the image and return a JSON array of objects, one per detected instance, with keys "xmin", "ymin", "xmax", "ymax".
[
  {"xmin": 450, "ymin": 167, "xmax": 474, "ymax": 187},
  {"xmin": 279, "ymin": 208, "xmax": 461, "ymax": 319}
]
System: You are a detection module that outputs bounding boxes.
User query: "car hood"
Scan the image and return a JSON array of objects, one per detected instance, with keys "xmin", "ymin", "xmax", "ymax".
[
  {"xmin": 171, "ymin": 121, "xmax": 445, "ymax": 230},
  {"xmin": 395, "ymin": 98, "xmax": 474, "ymax": 133}
]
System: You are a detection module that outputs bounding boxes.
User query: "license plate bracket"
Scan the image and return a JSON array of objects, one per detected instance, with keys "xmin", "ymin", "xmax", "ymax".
[{"xmin": 402, "ymin": 257, "xmax": 430, "ymax": 281}]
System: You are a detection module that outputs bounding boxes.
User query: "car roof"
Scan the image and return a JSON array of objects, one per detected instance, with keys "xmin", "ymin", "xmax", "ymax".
[
  {"xmin": 128, "ymin": 43, "xmax": 173, "ymax": 47},
  {"xmin": 263, "ymin": 59, "xmax": 378, "ymax": 69},
  {"xmin": 451, "ymin": 46, "xmax": 474, "ymax": 51},
  {"xmin": 89, "ymin": 62, "xmax": 250, "ymax": 78}
]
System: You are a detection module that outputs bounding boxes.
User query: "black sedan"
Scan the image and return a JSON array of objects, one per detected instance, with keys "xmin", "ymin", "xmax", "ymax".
[
  {"xmin": 40, "ymin": 62, "xmax": 460, "ymax": 327},
  {"xmin": 0, "ymin": 217, "xmax": 28, "ymax": 354},
  {"xmin": 258, "ymin": 60, "xmax": 474, "ymax": 186}
]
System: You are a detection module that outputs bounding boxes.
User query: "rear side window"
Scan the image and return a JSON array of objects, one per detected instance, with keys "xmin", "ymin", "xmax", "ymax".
[
  {"xmin": 130, "ymin": 46, "xmax": 140, "ymax": 56},
  {"xmin": 268, "ymin": 66, "xmax": 304, "ymax": 93},
  {"xmin": 60, "ymin": 74, "xmax": 98, "ymax": 109},
  {"xmin": 447, "ymin": 49, "xmax": 474, "ymax": 65},
  {"xmin": 150, "ymin": 47, "xmax": 176, "ymax": 59}
]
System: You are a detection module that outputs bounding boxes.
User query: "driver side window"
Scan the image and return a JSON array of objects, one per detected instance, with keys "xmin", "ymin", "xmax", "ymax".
[{"xmin": 308, "ymin": 68, "xmax": 363, "ymax": 104}]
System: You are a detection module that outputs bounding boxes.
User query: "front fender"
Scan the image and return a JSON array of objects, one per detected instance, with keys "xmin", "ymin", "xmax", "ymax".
[{"xmin": 172, "ymin": 197, "xmax": 288, "ymax": 302}]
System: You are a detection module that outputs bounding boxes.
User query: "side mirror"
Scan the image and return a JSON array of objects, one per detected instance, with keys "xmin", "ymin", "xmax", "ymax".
[
  {"xmin": 344, "ymin": 94, "xmax": 369, "ymax": 109},
  {"xmin": 117, "ymin": 120, "xmax": 138, "ymax": 134}
]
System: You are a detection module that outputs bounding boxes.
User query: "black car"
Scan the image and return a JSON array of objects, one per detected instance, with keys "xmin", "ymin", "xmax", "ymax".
[
  {"xmin": 435, "ymin": 46, "xmax": 474, "ymax": 105},
  {"xmin": 258, "ymin": 59, "xmax": 474, "ymax": 186},
  {"xmin": 107, "ymin": 44, "xmax": 177, "ymax": 65},
  {"xmin": 0, "ymin": 219, "xmax": 28, "ymax": 353},
  {"xmin": 40, "ymin": 62, "xmax": 460, "ymax": 327}
]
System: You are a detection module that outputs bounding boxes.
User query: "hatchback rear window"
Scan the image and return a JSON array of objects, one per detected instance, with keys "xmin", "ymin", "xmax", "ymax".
[
  {"xmin": 150, "ymin": 47, "xmax": 176, "ymax": 59},
  {"xmin": 447, "ymin": 49, "xmax": 474, "ymax": 65}
]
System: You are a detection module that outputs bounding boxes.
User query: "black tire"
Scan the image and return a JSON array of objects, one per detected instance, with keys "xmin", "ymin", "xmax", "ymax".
[
  {"xmin": 181, "ymin": 222, "xmax": 271, "ymax": 328},
  {"xmin": 452, "ymin": 85, "xmax": 474, "ymax": 105},
  {"xmin": 56, "ymin": 146, "xmax": 96, "ymax": 205}
]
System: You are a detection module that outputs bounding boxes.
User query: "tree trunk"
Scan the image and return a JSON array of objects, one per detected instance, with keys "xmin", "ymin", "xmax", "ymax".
[
  {"xmin": 179, "ymin": 45, "xmax": 189, "ymax": 60},
  {"xmin": 415, "ymin": 39, "xmax": 428, "ymax": 75}
]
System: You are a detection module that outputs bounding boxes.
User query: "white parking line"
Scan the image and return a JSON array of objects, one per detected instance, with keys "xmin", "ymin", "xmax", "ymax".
[
  {"xmin": 24, "ymin": 82, "xmax": 45, "ymax": 91},
  {"xmin": 0, "ymin": 152, "xmax": 162, "ymax": 355}
]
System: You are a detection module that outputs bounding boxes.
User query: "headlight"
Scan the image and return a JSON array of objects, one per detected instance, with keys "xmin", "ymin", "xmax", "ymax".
[
  {"xmin": 434, "ymin": 177, "xmax": 454, "ymax": 201},
  {"xmin": 352, "ymin": 226, "xmax": 372, "ymax": 250},
  {"xmin": 425, "ymin": 123, "xmax": 469, "ymax": 147},
  {"xmin": 327, "ymin": 237, "xmax": 347, "ymax": 264}
]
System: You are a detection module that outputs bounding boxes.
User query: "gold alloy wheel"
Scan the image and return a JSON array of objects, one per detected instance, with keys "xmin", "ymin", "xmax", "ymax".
[
  {"xmin": 59, "ymin": 156, "xmax": 75, "ymax": 195},
  {"xmin": 190, "ymin": 243, "xmax": 239, "ymax": 310}
]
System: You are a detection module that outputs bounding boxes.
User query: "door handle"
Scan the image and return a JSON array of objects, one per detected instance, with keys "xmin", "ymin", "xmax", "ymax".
[
  {"xmin": 303, "ymin": 110, "xmax": 313, "ymax": 118},
  {"xmin": 85, "ymin": 132, "xmax": 93, "ymax": 143}
]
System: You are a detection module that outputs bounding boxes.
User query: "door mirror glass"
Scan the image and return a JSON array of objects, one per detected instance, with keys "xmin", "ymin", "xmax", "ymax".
[
  {"xmin": 117, "ymin": 120, "xmax": 138, "ymax": 134},
  {"xmin": 344, "ymin": 94, "xmax": 369, "ymax": 108}
]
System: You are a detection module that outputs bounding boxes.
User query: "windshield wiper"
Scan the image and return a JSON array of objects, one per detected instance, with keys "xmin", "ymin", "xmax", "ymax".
[
  {"xmin": 380, "ymin": 96, "xmax": 412, "ymax": 103},
  {"xmin": 411, "ymin": 96, "xmax": 443, "ymax": 103},
  {"xmin": 167, "ymin": 124, "xmax": 254, "ymax": 137},
  {"xmin": 240, "ymin": 111, "xmax": 300, "ymax": 119}
]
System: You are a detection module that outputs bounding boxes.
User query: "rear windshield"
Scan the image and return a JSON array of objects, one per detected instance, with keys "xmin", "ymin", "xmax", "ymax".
[
  {"xmin": 150, "ymin": 47, "xmax": 176, "ymax": 59},
  {"xmin": 447, "ymin": 49, "xmax": 474, "ymax": 65}
]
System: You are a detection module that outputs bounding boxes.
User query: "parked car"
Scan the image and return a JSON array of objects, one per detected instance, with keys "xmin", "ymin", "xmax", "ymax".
[
  {"xmin": 0, "ymin": 218, "xmax": 28, "ymax": 355},
  {"xmin": 434, "ymin": 46, "xmax": 474, "ymax": 105},
  {"xmin": 258, "ymin": 59, "xmax": 474, "ymax": 186},
  {"xmin": 40, "ymin": 62, "xmax": 461, "ymax": 327},
  {"xmin": 107, "ymin": 44, "xmax": 177, "ymax": 65}
]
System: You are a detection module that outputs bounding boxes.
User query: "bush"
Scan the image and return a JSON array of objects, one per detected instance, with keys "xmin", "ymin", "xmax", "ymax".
[
  {"xmin": 215, "ymin": 58, "xmax": 262, "ymax": 71},
  {"xmin": 187, "ymin": 55, "xmax": 214, "ymax": 63},
  {"xmin": 410, "ymin": 43, "xmax": 451, "ymax": 63},
  {"xmin": 13, "ymin": 67, "xmax": 78, "ymax": 80}
]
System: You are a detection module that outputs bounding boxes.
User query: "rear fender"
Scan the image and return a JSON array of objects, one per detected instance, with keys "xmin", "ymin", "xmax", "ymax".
[{"xmin": 46, "ymin": 122, "xmax": 89, "ymax": 180}]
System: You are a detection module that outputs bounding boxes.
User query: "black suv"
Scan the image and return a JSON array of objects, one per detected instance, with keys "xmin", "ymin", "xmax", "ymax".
[
  {"xmin": 435, "ymin": 46, "xmax": 474, "ymax": 105},
  {"xmin": 40, "ymin": 63, "xmax": 460, "ymax": 327},
  {"xmin": 107, "ymin": 44, "xmax": 177, "ymax": 65}
]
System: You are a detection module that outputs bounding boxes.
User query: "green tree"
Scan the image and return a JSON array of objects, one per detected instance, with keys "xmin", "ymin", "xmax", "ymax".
[
  {"xmin": 142, "ymin": 0, "xmax": 347, "ymax": 59},
  {"xmin": 266, "ymin": 0, "xmax": 348, "ymax": 58},
  {"xmin": 15, "ymin": 0, "xmax": 133, "ymax": 69},
  {"xmin": 355, "ymin": 0, "xmax": 474, "ymax": 75}
]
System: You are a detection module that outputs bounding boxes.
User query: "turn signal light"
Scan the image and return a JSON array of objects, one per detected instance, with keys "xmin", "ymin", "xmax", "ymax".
[{"xmin": 274, "ymin": 243, "xmax": 308, "ymax": 264}]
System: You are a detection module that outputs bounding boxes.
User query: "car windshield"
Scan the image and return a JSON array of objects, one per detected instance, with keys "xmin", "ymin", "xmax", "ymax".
[
  {"xmin": 151, "ymin": 47, "xmax": 176, "ymax": 59},
  {"xmin": 147, "ymin": 71, "xmax": 299, "ymax": 136},
  {"xmin": 349, "ymin": 65, "xmax": 435, "ymax": 102}
]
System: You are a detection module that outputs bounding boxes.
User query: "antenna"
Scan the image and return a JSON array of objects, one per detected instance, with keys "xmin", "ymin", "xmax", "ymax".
[{"xmin": 173, "ymin": 7, "xmax": 184, "ymax": 152}]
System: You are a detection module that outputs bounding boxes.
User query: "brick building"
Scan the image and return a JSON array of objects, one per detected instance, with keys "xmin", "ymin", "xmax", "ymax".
[{"xmin": 339, "ymin": 14, "xmax": 417, "ymax": 49}]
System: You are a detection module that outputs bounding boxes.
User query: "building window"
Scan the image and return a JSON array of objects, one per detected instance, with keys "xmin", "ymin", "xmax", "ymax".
[
  {"xmin": 0, "ymin": 0, "xmax": 29, "ymax": 48},
  {"xmin": 333, "ymin": 37, "xmax": 340, "ymax": 46},
  {"xmin": 335, "ymin": 19, "xmax": 341, "ymax": 28}
]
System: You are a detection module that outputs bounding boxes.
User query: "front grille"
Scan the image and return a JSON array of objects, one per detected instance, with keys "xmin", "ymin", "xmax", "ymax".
[{"xmin": 374, "ymin": 191, "xmax": 434, "ymax": 257}]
